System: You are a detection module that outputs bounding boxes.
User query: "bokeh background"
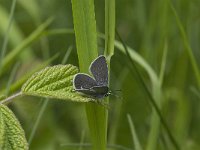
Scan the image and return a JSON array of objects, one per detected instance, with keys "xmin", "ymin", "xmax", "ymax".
[{"xmin": 1, "ymin": 0, "xmax": 200, "ymax": 149}]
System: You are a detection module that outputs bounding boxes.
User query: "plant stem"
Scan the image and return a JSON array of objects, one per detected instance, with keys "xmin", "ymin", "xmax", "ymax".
[
  {"xmin": 0, "ymin": 92, "xmax": 22, "ymax": 105},
  {"xmin": 28, "ymin": 99, "xmax": 49, "ymax": 144}
]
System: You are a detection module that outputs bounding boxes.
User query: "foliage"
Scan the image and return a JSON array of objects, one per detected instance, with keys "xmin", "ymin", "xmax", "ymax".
[{"xmin": 0, "ymin": 0, "xmax": 200, "ymax": 150}]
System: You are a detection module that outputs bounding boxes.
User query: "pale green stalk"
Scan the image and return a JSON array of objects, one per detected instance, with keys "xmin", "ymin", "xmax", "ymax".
[{"xmin": 127, "ymin": 114, "xmax": 143, "ymax": 150}]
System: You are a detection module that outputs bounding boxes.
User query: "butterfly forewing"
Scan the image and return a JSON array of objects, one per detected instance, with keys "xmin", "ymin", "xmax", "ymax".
[
  {"xmin": 89, "ymin": 55, "xmax": 108, "ymax": 86},
  {"xmin": 73, "ymin": 73, "xmax": 97, "ymax": 90}
]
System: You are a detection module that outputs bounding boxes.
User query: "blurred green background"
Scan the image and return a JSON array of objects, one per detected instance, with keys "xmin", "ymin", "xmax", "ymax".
[{"xmin": 1, "ymin": 0, "xmax": 200, "ymax": 149}]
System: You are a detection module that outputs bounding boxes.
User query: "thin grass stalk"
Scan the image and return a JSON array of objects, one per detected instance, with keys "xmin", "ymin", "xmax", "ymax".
[
  {"xmin": 28, "ymin": 99, "xmax": 49, "ymax": 145},
  {"xmin": 0, "ymin": 18, "xmax": 53, "ymax": 77},
  {"xmin": 127, "ymin": 114, "xmax": 143, "ymax": 150},
  {"xmin": 159, "ymin": 42, "xmax": 168, "ymax": 85},
  {"xmin": 6, "ymin": 62, "xmax": 20, "ymax": 95},
  {"xmin": 0, "ymin": 0, "xmax": 17, "ymax": 68}
]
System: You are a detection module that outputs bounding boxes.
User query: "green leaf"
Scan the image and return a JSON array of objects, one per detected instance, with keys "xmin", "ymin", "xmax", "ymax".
[
  {"xmin": 0, "ymin": 104, "xmax": 28, "ymax": 150},
  {"xmin": 21, "ymin": 65, "xmax": 93, "ymax": 102}
]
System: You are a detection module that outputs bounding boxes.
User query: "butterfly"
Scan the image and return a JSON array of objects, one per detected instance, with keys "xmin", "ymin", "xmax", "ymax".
[{"xmin": 73, "ymin": 55, "xmax": 110, "ymax": 99}]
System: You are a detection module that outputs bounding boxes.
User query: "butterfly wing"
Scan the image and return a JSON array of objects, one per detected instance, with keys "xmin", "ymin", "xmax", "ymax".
[
  {"xmin": 73, "ymin": 73, "xmax": 97, "ymax": 89},
  {"xmin": 73, "ymin": 73, "xmax": 109, "ymax": 98},
  {"xmin": 89, "ymin": 55, "xmax": 108, "ymax": 86}
]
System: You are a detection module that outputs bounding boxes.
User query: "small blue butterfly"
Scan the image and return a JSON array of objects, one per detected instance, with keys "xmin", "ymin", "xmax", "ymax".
[{"xmin": 73, "ymin": 55, "xmax": 110, "ymax": 99}]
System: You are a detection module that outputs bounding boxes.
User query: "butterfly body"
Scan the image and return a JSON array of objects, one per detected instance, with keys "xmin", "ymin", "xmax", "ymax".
[{"xmin": 73, "ymin": 55, "xmax": 109, "ymax": 99}]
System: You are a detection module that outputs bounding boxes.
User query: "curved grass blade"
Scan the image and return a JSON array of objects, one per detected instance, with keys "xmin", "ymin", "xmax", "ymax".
[
  {"xmin": 0, "ymin": 0, "xmax": 17, "ymax": 68},
  {"xmin": 116, "ymin": 31, "xmax": 180, "ymax": 150},
  {"xmin": 0, "ymin": 5, "xmax": 24, "ymax": 47},
  {"xmin": 5, "ymin": 62, "xmax": 20, "ymax": 96},
  {"xmin": 0, "ymin": 18, "xmax": 53, "ymax": 77},
  {"xmin": 168, "ymin": 0, "xmax": 200, "ymax": 88},
  {"xmin": 127, "ymin": 114, "xmax": 143, "ymax": 150},
  {"xmin": 18, "ymin": 0, "xmax": 40, "ymax": 22}
]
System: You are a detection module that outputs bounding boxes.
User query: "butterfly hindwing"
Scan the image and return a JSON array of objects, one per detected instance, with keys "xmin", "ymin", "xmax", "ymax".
[{"xmin": 73, "ymin": 73, "xmax": 97, "ymax": 90}]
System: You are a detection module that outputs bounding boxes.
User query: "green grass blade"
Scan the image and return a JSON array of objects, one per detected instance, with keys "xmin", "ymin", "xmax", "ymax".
[
  {"xmin": 0, "ymin": 5, "xmax": 23, "ymax": 46},
  {"xmin": 127, "ymin": 114, "xmax": 143, "ymax": 150},
  {"xmin": 116, "ymin": 31, "xmax": 180, "ymax": 150},
  {"xmin": 71, "ymin": 1, "xmax": 107, "ymax": 150},
  {"xmin": 159, "ymin": 42, "xmax": 168, "ymax": 85},
  {"xmin": 0, "ymin": 5, "xmax": 33, "ymax": 60},
  {"xmin": 5, "ymin": 62, "xmax": 20, "ymax": 96},
  {"xmin": 18, "ymin": 0, "xmax": 40, "ymax": 22},
  {"xmin": 115, "ymin": 31, "xmax": 161, "ymax": 150},
  {"xmin": 105, "ymin": 0, "xmax": 115, "ymax": 60},
  {"xmin": 168, "ymin": 0, "xmax": 200, "ymax": 88},
  {"xmin": 61, "ymin": 46, "xmax": 73, "ymax": 64},
  {"xmin": 191, "ymin": 87, "xmax": 200, "ymax": 100},
  {"xmin": 0, "ymin": 0, "xmax": 17, "ymax": 68},
  {"xmin": 165, "ymin": 88, "xmax": 190, "ymax": 146},
  {"xmin": 28, "ymin": 99, "xmax": 49, "ymax": 145},
  {"xmin": 0, "ymin": 18, "xmax": 53, "ymax": 77},
  {"xmin": 71, "ymin": 0, "xmax": 98, "ymax": 71}
]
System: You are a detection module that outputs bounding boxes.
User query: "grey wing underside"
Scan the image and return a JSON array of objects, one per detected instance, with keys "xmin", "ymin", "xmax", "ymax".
[
  {"xmin": 73, "ymin": 73, "xmax": 108, "ymax": 98},
  {"xmin": 89, "ymin": 55, "xmax": 108, "ymax": 86},
  {"xmin": 73, "ymin": 73, "xmax": 97, "ymax": 90}
]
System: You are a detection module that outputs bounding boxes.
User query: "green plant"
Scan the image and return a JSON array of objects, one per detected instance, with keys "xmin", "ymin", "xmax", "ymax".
[{"xmin": 1, "ymin": 0, "xmax": 200, "ymax": 150}]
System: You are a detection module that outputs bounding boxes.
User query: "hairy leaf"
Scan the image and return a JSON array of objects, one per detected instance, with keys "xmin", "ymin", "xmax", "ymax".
[
  {"xmin": 22, "ymin": 65, "xmax": 94, "ymax": 102},
  {"xmin": 0, "ymin": 104, "xmax": 28, "ymax": 150}
]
